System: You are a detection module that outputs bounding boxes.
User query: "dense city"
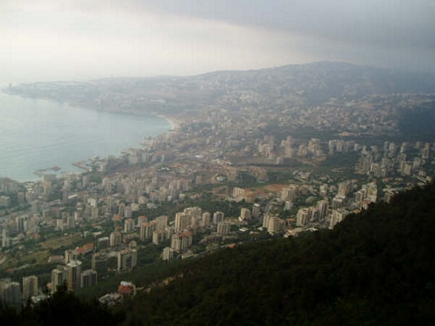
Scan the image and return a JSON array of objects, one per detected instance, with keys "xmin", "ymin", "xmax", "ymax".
[{"xmin": 1, "ymin": 62, "xmax": 434, "ymax": 307}]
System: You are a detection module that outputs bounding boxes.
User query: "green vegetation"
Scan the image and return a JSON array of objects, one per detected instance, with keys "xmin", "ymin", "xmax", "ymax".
[
  {"xmin": 124, "ymin": 182, "xmax": 435, "ymax": 325},
  {"xmin": 0, "ymin": 284, "xmax": 124, "ymax": 326},
  {"xmin": 2, "ymin": 183, "xmax": 435, "ymax": 325},
  {"xmin": 40, "ymin": 233, "xmax": 82, "ymax": 250},
  {"xmin": 399, "ymin": 103, "xmax": 435, "ymax": 141}
]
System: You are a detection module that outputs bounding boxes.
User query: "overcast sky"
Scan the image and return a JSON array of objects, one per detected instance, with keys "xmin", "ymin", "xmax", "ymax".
[{"xmin": 1, "ymin": 0, "xmax": 434, "ymax": 83}]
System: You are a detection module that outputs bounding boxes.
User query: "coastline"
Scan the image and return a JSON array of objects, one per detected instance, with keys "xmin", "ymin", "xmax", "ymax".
[
  {"xmin": 153, "ymin": 114, "xmax": 181, "ymax": 131},
  {"xmin": 0, "ymin": 92, "xmax": 175, "ymax": 184},
  {"xmin": 2, "ymin": 87, "xmax": 182, "ymax": 130}
]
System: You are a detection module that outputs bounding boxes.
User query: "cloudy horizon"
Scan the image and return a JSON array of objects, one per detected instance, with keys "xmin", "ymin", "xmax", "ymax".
[{"xmin": 1, "ymin": 0, "xmax": 434, "ymax": 83}]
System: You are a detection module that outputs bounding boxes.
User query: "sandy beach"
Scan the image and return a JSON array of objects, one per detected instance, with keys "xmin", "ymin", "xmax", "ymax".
[{"xmin": 155, "ymin": 114, "xmax": 181, "ymax": 131}]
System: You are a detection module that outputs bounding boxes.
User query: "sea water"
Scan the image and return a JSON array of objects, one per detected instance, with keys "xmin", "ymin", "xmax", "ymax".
[{"xmin": 0, "ymin": 90, "xmax": 171, "ymax": 182}]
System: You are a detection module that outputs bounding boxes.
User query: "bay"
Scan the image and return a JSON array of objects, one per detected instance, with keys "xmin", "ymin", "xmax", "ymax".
[{"xmin": 0, "ymin": 90, "xmax": 171, "ymax": 182}]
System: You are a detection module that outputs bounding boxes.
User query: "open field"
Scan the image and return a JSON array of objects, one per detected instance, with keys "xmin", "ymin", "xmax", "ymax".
[
  {"xmin": 263, "ymin": 184, "xmax": 287, "ymax": 194},
  {"xmin": 29, "ymin": 250, "xmax": 51, "ymax": 264},
  {"xmin": 0, "ymin": 249, "xmax": 51, "ymax": 272},
  {"xmin": 40, "ymin": 233, "xmax": 82, "ymax": 250}
]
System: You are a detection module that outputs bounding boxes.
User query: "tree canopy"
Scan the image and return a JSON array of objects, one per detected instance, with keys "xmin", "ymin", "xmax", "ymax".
[{"xmin": 2, "ymin": 183, "xmax": 435, "ymax": 325}]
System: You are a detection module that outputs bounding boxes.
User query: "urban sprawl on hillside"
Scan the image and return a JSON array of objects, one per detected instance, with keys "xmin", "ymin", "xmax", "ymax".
[{"xmin": 1, "ymin": 63, "xmax": 434, "ymax": 305}]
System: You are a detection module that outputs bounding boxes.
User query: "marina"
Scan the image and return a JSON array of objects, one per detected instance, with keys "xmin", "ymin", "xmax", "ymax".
[{"xmin": 33, "ymin": 166, "xmax": 61, "ymax": 177}]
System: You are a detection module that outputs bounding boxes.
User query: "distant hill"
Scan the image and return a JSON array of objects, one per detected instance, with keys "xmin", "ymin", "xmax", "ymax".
[
  {"xmin": 123, "ymin": 182, "xmax": 435, "ymax": 325},
  {"xmin": 188, "ymin": 61, "xmax": 435, "ymax": 106},
  {"xmin": 6, "ymin": 61, "xmax": 435, "ymax": 110}
]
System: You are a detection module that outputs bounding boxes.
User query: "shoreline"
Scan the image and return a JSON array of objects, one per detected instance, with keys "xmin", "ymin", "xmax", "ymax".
[
  {"xmin": 0, "ymin": 92, "xmax": 177, "ymax": 184},
  {"xmin": 3, "ymin": 88, "xmax": 183, "ymax": 128},
  {"xmin": 153, "ymin": 114, "xmax": 181, "ymax": 131}
]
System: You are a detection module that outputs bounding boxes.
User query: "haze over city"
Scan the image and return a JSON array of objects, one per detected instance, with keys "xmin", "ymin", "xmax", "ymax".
[
  {"xmin": 2, "ymin": 1, "xmax": 435, "ymax": 325},
  {"xmin": 1, "ymin": 0, "xmax": 434, "ymax": 83}
]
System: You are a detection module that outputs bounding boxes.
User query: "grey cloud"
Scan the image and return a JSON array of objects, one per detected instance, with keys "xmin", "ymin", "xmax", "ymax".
[
  {"xmin": 5, "ymin": 0, "xmax": 435, "ymax": 53},
  {"xmin": 135, "ymin": 0, "xmax": 435, "ymax": 50},
  {"xmin": 1, "ymin": 0, "xmax": 434, "ymax": 82}
]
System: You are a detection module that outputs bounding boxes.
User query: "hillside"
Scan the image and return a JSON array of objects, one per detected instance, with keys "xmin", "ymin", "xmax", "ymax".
[
  {"xmin": 2, "ymin": 183, "xmax": 435, "ymax": 325},
  {"xmin": 6, "ymin": 62, "xmax": 435, "ymax": 144},
  {"xmin": 124, "ymin": 183, "xmax": 435, "ymax": 325},
  {"xmin": 6, "ymin": 62, "xmax": 435, "ymax": 111}
]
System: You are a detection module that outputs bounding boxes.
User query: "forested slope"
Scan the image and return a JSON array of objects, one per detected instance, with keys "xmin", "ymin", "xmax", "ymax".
[
  {"xmin": 2, "ymin": 183, "xmax": 435, "ymax": 325},
  {"xmin": 126, "ymin": 183, "xmax": 435, "ymax": 325}
]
